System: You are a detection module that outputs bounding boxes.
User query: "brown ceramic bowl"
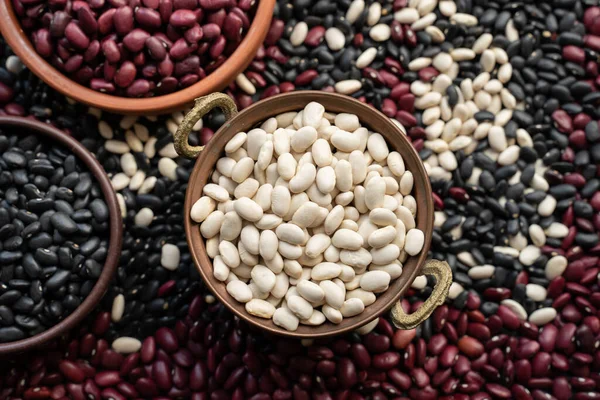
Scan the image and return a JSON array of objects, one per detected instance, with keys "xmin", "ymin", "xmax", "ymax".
[
  {"xmin": 176, "ymin": 91, "xmax": 452, "ymax": 338},
  {"xmin": 0, "ymin": 0, "xmax": 275, "ymax": 115},
  {"xmin": 0, "ymin": 117, "xmax": 122, "ymax": 355}
]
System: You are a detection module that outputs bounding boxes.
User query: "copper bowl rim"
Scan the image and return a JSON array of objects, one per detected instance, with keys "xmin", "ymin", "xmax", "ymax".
[
  {"xmin": 183, "ymin": 91, "xmax": 434, "ymax": 338},
  {"xmin": 0, "ymin": 116, "xmax": 123, "ymax": 355},
  {"xmin": 0, "ymin": 0, "xmax": 275, "ymax": 115}
]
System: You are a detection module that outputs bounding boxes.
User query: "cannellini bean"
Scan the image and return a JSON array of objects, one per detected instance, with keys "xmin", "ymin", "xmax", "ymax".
[
  {"xmin": 297, "ymin": 280, "xmax": 325, "ymax": 302},
  {"xmin": 255, "ymin": 214, "xmax": 283, "ymax": 230},
  {"xmin": 331, "ymin": 130, "xmax": 360, "ymax": 152},
  {"xmin": 221, "ymin": 211, "xmax": 243, "ymax": 241},
  {"xmin": 367, "ymin": 133, "xmax": 389, "ymax": 161},
  {"xmin": 331, "ymin": 228, "xmax": 364, "ymax": 250},
  {"xmin": 191, "ymin": 196, "xmax": 215, "ymax": 223},
  {"xmin": 287, "ymin": 295, "xmax": 314, "ymax": 320},
  {"xmin": 316, "ymin": 166, "xmax": 336, "ymax": 193},
  {"xmin": 246, "ymin": 299, "xmax": 276, "ymax": 318},
  {"xmin": 370, "ymin": 244, "xmax": 400, "ymax": 265},
  {"xmin": 311, "ymin": 262, "xmax": 342, "ymax": 280},
  {"xmin": 259, "ymin": 230, "xmax": 279, "ymax": 260},
  {"xmin": 319, "ymin": 280, "xmax": 345, "ymax": 309},
  {"xmin": 346, "ymin": 289, "xmax": 376, "ymax": 306},
  {"xmin": 218, "ymin": 241, "xmax": 240, "ymax": 268},
  {"xmin": 226, "ymin": 280, "xmax": 252, "ymax": 303},
  {"xmin": 365, "ymin": 176, "xmax": 386, "ymax": 210},
  {"xmin": 247, "ymin": 129, "xmax": 267, "ymax": 160},
  {"xmin": 234, "ymin": 197, "xmax": 264, "ymax": 222},
  {"xmin": 360, "ymin": 271, "xmax": 391, "ymax": 293},
  {"xmin": 284, "ymin": 260, "xmax": 303, "ymax": 279},
  {"xmin": 335, "ymin": 160, "xmax": 353, "ymax": 192},
  {"xmin": 203, "ymin": 183, "xmax": 229, "ymax": 202},
  {"xmin": 301, "ymin": 310, "xmax": 327, "ymax": 325},
  {"xmin": 323, "ymin": 305, "xmax": 343, "ymax": 324},
  {"xmin": 197, "ymin": 102, "xmax": 427, "ymax": 329},
  {"xmin": 201, "ymin": 211, "xmax": 225, "ymax": 239},
  {"xmin": 251, "ymin": 265, "xmax": 276, "ymax": 293},
  {"xmin": 312, "ymin": 138, "xmax": 333, "ymax": 166},
  {"xmin": 271, "ymin": 273, "xmax": 289, "ymax": 299},
  {"xmin": 278, "ymin": 241, "xmax": 303, "ymax": 259},
  {"xmin": 276, "ymin": 223, "xmax": 306, "ymax": 245},
  {"xmin": 369, "ymin": 208, "xmax": 397, "ymax": 226},
  {"xmin": 292, "ymin": 202, "xmax": 320, "ymax": 228},
  {"xmin": 289, "ymin": 163, "xmax": 317, "ymax": 193},
  {"xmin": 340, "ymin": 298, "xmax": 365, "ymax": 317}
]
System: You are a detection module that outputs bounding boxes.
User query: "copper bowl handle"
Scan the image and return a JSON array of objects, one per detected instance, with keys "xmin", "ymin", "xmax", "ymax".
[
  {"xmin": 391, "ymin": 260, "xmax": 452, "ymax": 330},
  {"xmin": 174, "ymin": 93, "xmax": 238, "ymax": 158}
]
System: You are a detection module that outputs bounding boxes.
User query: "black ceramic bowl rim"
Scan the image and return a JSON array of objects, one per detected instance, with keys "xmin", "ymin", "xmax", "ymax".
[{"xmin": 0, "ymin": 116, "xmax": 123, "ymax": 356}]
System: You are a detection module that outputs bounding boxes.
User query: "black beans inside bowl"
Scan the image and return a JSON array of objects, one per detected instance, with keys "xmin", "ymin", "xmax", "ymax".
[{"xmin": 0, "ymin": 129, "xmax": 109, "ymax": 342}]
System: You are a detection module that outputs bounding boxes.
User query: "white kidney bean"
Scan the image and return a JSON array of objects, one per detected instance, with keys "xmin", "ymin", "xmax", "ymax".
[
  {"xmin": 305, "ymin": 234, "xmax": 332, "ymax": 258},
  {"xmin": 292, "ymin": 202, "xmax": 320, "ymax": 228},
  {"xmin": 332, "ymin": 229, "xmax": 364, "ymax": 250},
  {"xmin": 201, "ymin": 211, "xmax": 225, "ymax": 239},
  {"xmin": 340, "ymin": 298, "xmax": 365, "ymax": 317},
  {"xmin": 234, "ymin": 178, "xmax": 259, "ymax": 199},
  {"xmin": 191, "ymin": 196, "xmax": 216, "ymax": 223},
  {"xmin": 346, "ymin": 289, "xmax": 376, "ymax": 307},
  {"xmin": 246, "ymin": 299, "xmax": 276, "ymax": 318},
  {"xmin": 311, "ymin": 262, "xmax": 342, "ymax": 280},
  {"xmin": 271, "ymin": 273, "xmax": 289, "ymax": 299},
  {"xmin": 227, "ymin": 280, "xmax": 252, "ymax": 303},
  {"xmin": 259, "ymin": 230, "xmax": 279, "ymax": 260},
  {"xmin": 287, "ymin": 295, "xmax": 314, "ymax": 320},
  {"xmin": 297, "ymin": 280, "xmax": 325, "ymax": 302},
  {"xmin": 219, "ymin": 241, "xmax": 240, "ymax": 268},
  {"xmin": 221, "ymin": 211, "xmax": 243, "ymax": 241},
  {"xmin": 360, "ymin": 271, "xmax": 391, "ymax": 293},
  {"xmin": 365, "ymin": 176, "xmax": 386, "ymax": 210},
  {"xmin": 213, "ymin": 256, "xmax": 230, "ymax": 282},
  {"xmin": 196, "ymin": 103, "xmax": 427, "ymax": 329},
  {"xmin": 289, "ymin": 163, "xmax": 317, "ymax": 193},
  {"xmin": 331, "ymin": 130, "xmax": 361, "ymax": 152},
  {"xmin": 335, "ymin": 160, "xmax": 353, "ymax": 192},
  {"xmin": 246, "ymin": 128, "xmax": 267, "ymax": 160},
  {"xmin": 234, "ymin": 197, "xmax": 264, "ymax": 222}
]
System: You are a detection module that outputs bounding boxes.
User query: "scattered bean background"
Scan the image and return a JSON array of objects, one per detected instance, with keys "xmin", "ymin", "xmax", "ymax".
[{"xmin": 0, "ymin": 0, "xmax": 600, "ymax": 398}]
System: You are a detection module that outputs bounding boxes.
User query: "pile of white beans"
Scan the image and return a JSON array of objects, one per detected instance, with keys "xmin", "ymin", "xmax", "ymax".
[{"xmin": 190, "ymin": 102, "xmax": 425, "ymax": 331}]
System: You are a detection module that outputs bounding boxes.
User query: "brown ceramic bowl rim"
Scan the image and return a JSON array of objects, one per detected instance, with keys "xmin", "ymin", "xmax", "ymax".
[
  {"xmin": 0, "ymin": 0, "xmax": 275, "ymax": 115},
  {"xmin": 184, "ymin": 91, "xmax": 434, "ymax": 338},
  {"xmin": 0, "ymin": 116, "xmax": 122, "ymax": 356}
]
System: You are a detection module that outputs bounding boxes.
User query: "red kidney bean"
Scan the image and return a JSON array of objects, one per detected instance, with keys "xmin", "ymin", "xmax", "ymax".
[
  {"xmin": 135, "ymin": 7, "xmax": 161, "ymax": 28},
  {"xmin": 265, "ymin": 19, "xmax": 283, "ymax": 45},
  {"xmin": 514, "ymin": 359, "xmax": 532, "ymax": 384},
  {"xmin": 427, "ymin": 334, "xmax": 447, "ymax": 356},
  {"xmin": 63, "ymin": 21, "xmax": 89, "ymax": 49},
  {"xmin": 337, "ymin": 358, "xmax": 357, "ymax": 389},
  {"xmin": 33, "ymin": 28, "xmax": 53, "ymax": 57},
  {"xmin": 392, "ymin": 329, "xmax": 416, "ymax": 349},
  {"xmin": 350, "ymin": 344, "xmax": 371, "ymax": 370},
  {"xmin": 152, "ymin": 360, "xmax": 172, "ymax": 390},
  {"xmin": 222, "ymin": 12, "xmax": 243, "ymax": 41},
  {"xmin": 189, "ymin": 361, "xmax": 207, "ymax": 391},
  {"xmin": 372, "ymin": 352, "xmax": 400, "ymax": 370},
  {"xmin": 122, "ymin": 29, "xmax": 150, "ymax": 52},
  {"xmin": 410, "ymin": 368, "xmax": 429, "ymax": 388},
  {"xmin": 59, "ymin": 361, "xmax": 85, "ymax": 383},
  {"xmin": 66, "ymin": 383, "xmax": 86, "ymax": 400},
  {"xmin": 94, "ymin": 371, "xmax": 120, "ymax": 387}
]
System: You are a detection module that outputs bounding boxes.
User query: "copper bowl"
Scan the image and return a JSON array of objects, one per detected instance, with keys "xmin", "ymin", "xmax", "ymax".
[
  {"xmin": 0, "ymin": 0, "xmax": 275, "ymax": 115},
  {"xmin": 175, "ymin": 91, "xmax": 452, "ymax": 338},
  {"xmin": 0, "ymin": 117, "xmax": 122, "ymax": 355}
]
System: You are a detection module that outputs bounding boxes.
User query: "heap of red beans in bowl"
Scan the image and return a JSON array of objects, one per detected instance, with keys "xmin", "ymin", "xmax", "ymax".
[{"xmin": 13, "ymin": 0, "xmax": 256, "ymax": 97}]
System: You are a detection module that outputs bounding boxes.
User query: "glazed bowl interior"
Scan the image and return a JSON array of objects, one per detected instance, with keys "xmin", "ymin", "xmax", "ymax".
[
  {"xmin": 0, "ymin": 117, "xmax": 122, "ymax": 355},
  {"xmin": 184, "ymin": 91, "xmax": 434, "ymax": 338},
  {"xmin": 0, "ymin": 0, "xmax": 275, "ymax": 115}
]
